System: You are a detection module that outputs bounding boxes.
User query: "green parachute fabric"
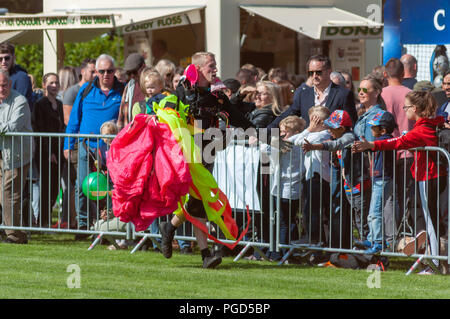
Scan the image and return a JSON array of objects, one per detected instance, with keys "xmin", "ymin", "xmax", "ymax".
[{"xmin": 154, "ymin": 95, "xmax": 250, "ymax": 248}]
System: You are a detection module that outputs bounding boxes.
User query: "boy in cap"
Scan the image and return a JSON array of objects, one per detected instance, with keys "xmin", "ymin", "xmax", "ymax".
[
  {"xmin": 361, "ymin": 110, "xmax": 399, "ymax": 253},
  {"xmin": 303, "ymin": 110, "xmax": 370, "ymax": 243}
]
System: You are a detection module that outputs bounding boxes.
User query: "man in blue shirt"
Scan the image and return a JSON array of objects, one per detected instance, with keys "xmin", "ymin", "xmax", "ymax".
[
  {"xmin": 64, "ymin": 54, "xmax": 124, "ymax": 234},
  {"xmin": 0, "ymin": 42, "xmax": 33, "ymax": 111}
]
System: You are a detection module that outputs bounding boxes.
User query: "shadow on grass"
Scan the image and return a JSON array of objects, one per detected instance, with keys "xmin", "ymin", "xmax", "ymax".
[{"xmin": 25, "ymin": 233, "xmax": 432, "ymax": 273}]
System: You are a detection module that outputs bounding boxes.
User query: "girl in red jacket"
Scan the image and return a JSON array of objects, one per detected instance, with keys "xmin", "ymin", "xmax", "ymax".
[{"xmin": 353, "ymin": 91, "xmax": 447, "ymax": 274}]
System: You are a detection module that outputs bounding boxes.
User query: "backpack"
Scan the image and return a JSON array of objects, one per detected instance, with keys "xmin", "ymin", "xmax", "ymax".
[
  {"xmin": 329, "ymin": 253, "xmax": 389, "ymax": 271},
  {"xmin": 79, "ymin": 77, "xmax": 125, "ymax": 106}
]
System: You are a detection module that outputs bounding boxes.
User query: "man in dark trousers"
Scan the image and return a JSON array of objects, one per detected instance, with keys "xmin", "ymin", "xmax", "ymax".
[{"xmin": 267, "ymin": 54, "xmax": 358, "ymax": 257}]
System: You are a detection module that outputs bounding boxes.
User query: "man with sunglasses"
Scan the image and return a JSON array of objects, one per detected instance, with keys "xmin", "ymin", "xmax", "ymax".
[
  {"xmin": 64, "ymin": 54, "xmax": 124, "ymax": 236},
  {"xmin": 0, "ymin": 42, "xmax": 32, "ymax": 111},
  {"xmin": 266, "ymin": 55, "xmax": 357, "ymax": 256},
  {"xmin": 267, "ymin": 55, "xmax": 357, "ymax": 129}
]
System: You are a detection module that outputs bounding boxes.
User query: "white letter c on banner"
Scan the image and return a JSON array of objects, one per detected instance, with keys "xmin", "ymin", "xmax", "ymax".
[{"xmin": 434, "ymin": 9, "xmax": 446, "ymax": 31}]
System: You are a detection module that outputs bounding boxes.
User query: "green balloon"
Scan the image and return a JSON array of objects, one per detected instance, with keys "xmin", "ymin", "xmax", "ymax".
[{"xmin": 82, "ymin": 172, "xmax": 109, "ymax": 200}]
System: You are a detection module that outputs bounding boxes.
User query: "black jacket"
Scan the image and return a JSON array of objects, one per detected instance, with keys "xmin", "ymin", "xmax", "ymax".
[
  {"xmin": 246, "ymin": 104, "xmax": 276, "ymax": 129},
  {"xmin": 9, "ymin": 64, "xmax": 33, "ymax": 109},
  {"xmin": 32, "ymin": 96, "xmax": 65, "ymax": 159},
  {"xmin": 174, "ymin": 84, "xmax": 254, "ymax": 131},
  {"xmin": 267, "ymin": 82, "xmax": 357, "ymax": 129},
  {"xmin": 229, "ymin": 93, "xmax": 256, "ymax": 118},
  {"xmin": 173, "ymin": 83, "xmax": 255, "ymax": 165}
]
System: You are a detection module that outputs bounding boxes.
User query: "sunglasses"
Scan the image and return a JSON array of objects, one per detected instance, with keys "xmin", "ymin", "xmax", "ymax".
[
  {"xmin": 0, "ymin": 56, "xmax": 11, "ymax": 62},
  {"xmin": 403, "ymin": 104, "xmax": 413, "ymax": 111},
  {"xmin": 357, "ymin": 87, "xmax": 368, "ymax": 93},
  {"xmin": 308, "ymin": 70, "xmax": 323, "ymax": 77},
  {"xmin": 98, "ymin": 69, "xmax": 115, "ymax": 75}
]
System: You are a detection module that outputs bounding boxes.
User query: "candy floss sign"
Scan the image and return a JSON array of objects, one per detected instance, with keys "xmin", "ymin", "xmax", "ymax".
[
  {"xmin": 0, "ymin": 14, "xmax": 114, "ymax": 30},
  {"xmin": 120, "ymin": 10, "xmax": 201, "ymax": 35}
]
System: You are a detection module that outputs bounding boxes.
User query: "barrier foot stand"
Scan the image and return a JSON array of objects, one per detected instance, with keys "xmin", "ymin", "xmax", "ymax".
[
  {"xmin": 233, "ymin": 242, "xmax": 253, "ymax": 262},
  {"xmin": 406, "ymin": 255, "xmax": 424, "ymax": 275},
  {"xmin": 88, "ymin": 233, "xmax": 104, "ymax": 251},
  {"xmin": 130, "ymin": 235, "xmax": 149, "ymax": 254},
  {"xmin": 278, "ymin": 247, "xmax": 295, "ymax": 266}
]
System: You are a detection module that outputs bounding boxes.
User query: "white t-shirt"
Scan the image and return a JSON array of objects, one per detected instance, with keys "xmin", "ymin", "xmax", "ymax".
[
  {"xmin": 289, "ymin": 129, "xmax": 331, "ymax": 182},
  {"xmin": 260, "ymin": 141, "xmax": 304, "ymax": 200}
]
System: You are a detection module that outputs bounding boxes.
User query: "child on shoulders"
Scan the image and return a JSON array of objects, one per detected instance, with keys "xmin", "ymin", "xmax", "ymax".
[{"xmin": 131, "ymin": 68, "xmax": 168, "ymax": 120}]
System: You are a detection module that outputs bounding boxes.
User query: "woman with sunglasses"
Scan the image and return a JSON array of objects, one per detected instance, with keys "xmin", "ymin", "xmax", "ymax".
[
  {"xmin": 247, "ymin": 81, "xmax": 284, "ymax": 128},
  {"xmin": 354, "ymin": 74, "xmax": 387, "ymax": 142},
  {"xmin": 353, "ymin": 91, "xmax": 446, "ymax": 274}
]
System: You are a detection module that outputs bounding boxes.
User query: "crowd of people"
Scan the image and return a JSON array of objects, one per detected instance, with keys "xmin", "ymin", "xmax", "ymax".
[{"xmin": 0, "ymin": 39, "xmax": 449, "ymax": 272}]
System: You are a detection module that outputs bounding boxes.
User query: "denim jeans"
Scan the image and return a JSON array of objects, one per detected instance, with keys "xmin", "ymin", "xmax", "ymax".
[
  {"xmin": 368, "ymin": 178, "xmax": 394, "ymax": 244},
  {"xmin": 75, "ymin": 142, "xmax": 97, "ymax": 229},
  {"xmin": 149, "ymin": 219, "xmax": 161, "ymax": 248}
]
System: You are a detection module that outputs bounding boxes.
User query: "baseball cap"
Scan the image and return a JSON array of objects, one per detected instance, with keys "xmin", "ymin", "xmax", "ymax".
[
  {"xmin": 324, "ymin": 110, "xmax": 353, "ymax": 129},
  {"xmin": 368, "ymin": 110, "xmax": 397, "ymax": 134},
  {"xmin": 124, "ymin": 53, "xmax": 145, "ymax": 72},
  {"xmin": 413, "ymin": 80, "xmax": 434, "ymax": 92}
]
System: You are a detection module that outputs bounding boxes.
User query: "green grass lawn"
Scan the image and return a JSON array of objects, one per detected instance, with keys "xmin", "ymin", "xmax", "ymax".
[{"xmin": 1, "ymin": 233, "xmax": 449, "ymax": 299}]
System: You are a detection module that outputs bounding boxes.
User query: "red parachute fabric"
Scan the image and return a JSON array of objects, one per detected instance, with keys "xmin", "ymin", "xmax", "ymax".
[{"xmin": 106, "ymin": 114, "xmax": 191, "ymax": 231}]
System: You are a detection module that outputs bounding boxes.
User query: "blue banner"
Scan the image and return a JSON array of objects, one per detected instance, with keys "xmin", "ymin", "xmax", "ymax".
[
  {"xmin": 401, "ymin": 0, "xmax": 450, "ymax": 44},
  {"xmin": 383, "ymin": 0, "xmax": 402, "ymax": 63}
]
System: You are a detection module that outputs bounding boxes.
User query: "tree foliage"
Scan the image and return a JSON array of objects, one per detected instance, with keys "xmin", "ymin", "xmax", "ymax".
[
  {"xmin": 14, "ymin": 44, "xmax": 43, "ymax": 87},
  {"xmin": 64, "ymin": 33, "xmax": 124, "ymax": 69},
  {"xmin": 14, "ymin": 33, "xmax": 124, "ymax": 87}
]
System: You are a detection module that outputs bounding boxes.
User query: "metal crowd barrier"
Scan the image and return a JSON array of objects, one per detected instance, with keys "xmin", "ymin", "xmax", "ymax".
[
  {"xmin": 260, "ymin": 143, "xmax": 450, "ymax": 274},
  {"xmin": 0, "ymin": 131, "xmax": 448, "ymax": 275},
  {"xmin": 0, "ymin": 132, "xmax": 132, "ymax": 249}
]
